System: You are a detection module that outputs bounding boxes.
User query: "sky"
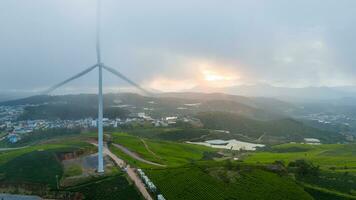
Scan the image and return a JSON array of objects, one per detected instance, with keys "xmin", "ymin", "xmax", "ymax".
[{"xmin": 0, "ymin": 0, "xmax": 356, "ymax": 94}]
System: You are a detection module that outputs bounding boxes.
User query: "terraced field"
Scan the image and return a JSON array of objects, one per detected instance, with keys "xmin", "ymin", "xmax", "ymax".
[
  {"xmin": 0, "ymin": 140, "xmax": 94, "ymax": 189},
  {"xmin": 0, "ymin": 135, "xmax": 147, "ymax": 200},
  {"xmin": 146, "ymin": 163, "xmax": 313, "ymax": 200},
  {"xmin": 66, "ymin": 175, "xmax": 142, "ymax": 200}
]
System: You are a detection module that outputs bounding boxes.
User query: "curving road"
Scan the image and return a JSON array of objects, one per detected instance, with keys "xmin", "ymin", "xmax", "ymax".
[
  {"xmin": 111, "ymin": 143, "xmax": 166, "ymax": 167},
  {"xmin": 0, "ymin": 146, "xmax": 29, "ymax": 152}
]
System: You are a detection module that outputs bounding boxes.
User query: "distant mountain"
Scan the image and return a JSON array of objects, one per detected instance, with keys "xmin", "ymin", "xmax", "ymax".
[
  {"xmin": 3, "ymin": 93, "xmax": 346, "ymax": 143},
  {"xmin": 0, "ymin": 91, "xmax": 35, "ymax": 103},
  {"xmin": 189, "ymin": 84, "xmax": 356, "ymax": 102},
  {"xmin": 2, "ymin": 92, "xmax": 298, "ymax": 121},
  {"xmin": 160, "ymin": 92, "xmax": 299, "ymax": 117}
]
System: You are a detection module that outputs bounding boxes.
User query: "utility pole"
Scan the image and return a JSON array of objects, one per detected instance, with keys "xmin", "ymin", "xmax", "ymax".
[{"xmin": 56, "ymin": 175, "xmax": 59, "ymax": 190}]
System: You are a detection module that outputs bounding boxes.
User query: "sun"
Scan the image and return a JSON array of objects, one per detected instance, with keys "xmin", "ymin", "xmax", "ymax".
[
  {"xmin": 203, "ymin": 70, "xmax": 233, "ymax": 82},
  {"xmin": 200, "ymin": 68, "xmax": 240, "ymax": 88}
]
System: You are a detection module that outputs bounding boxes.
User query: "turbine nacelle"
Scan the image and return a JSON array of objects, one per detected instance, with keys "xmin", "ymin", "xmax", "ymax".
[{"xmin": 42, "ymin": 63, "xmax": 151, "ymax": 96}]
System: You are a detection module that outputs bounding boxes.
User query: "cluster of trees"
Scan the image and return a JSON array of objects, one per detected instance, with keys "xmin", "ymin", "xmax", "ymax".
[
  {"xmin": 266, "ymin": 160, "xmax": 320, "ymax": 178},
  {"xmin": 288, "ymin": 159, "xmax": 320, "ymax": 177}
]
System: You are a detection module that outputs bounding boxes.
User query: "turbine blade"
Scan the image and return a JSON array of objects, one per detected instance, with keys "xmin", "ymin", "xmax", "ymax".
[
  {"xmin": 102, "ymin": 65, "xmax": 152, "ymax": 96},
  {"xmin": 42, "ymin": 64, "xmax": 98, "ymax": 94}
]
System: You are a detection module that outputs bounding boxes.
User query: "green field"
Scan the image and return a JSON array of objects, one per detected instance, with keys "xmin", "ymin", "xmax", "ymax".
[
  {"xmin": 0, "ymin": 129, "xmax": 98, "ymax": 148},
  {"xmin": 63, "ymin": 164, "xmax": 83, "ymax": 178},
  {"xmin": 0, "ymin": 150, "xmax": 62, "ymax": 188},
  {"xmin": 109, "ymin": 145, "xmax": 156, "ymax": 169},
  {"xmin": 110, "ymin": 133, "xmax": 356, "ymax": 199},
  {"xmin": 244, "ymin": 143, "xmax": 356, "ymax": 171},
  {"xmin": 0, "ymin": 129, "xmax": 354, "ymax": 200},
  {"xmin": 110, "ymin": 133, "xmax": 216, "ymax": 167},
  {"xmin": 0, "ymin": 136, "xmax": 146, "ymax": 199},
  {"xmin": 146, "ymin": 162, "xmax": 313, "ymax": 200},
  {"xmin": 244, "ymin": 143, "xmax": 356, "ymax": 199}
]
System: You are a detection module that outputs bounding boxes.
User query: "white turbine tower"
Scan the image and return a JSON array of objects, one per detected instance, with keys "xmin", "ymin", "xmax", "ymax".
[
  {"xmin": 96, "ymin": 0, "xmax": 104, "ymax": 173},
  {"xmin": 43, "ymin": 0, "xmax": 150, "ymax": 173}
]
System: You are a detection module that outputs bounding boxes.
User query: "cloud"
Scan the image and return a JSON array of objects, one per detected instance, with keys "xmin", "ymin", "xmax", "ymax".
[{"xmin": 0, "ymin": 0, "xmax": 355, "ymax": 93}]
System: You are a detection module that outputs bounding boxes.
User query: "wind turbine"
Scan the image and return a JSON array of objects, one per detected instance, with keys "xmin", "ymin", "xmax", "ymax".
[{"xmin": 43, "ymin": 0, "xmax": 150, "ymax": 173}]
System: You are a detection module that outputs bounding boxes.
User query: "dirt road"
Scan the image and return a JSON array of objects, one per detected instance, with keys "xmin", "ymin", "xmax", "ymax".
[
  {"xmin": 140, "ymin": 138, "xmax": 162, "ymax": 160},
  {"xmin": 91, "ymin": 143, "xmax": 153, "ymax": 200}
]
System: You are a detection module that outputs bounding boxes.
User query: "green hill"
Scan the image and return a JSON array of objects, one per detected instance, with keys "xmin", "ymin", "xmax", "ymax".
[
  {"xmin": 19, "ymin": 104, "xmax": 129, "ymax": 120},
  {"xmin": 196, "ymin": 111, "xmax": 344, "ymax": 143},
  {"xmin": 245, "ymin": 143, "xmax": 356, "ymax": 199},
  {"xmin": 110, "ymin": 133, "xmax": 215, "ymax": 167},
  {"xmin": 0, "ymin": 138, "xmax": 142, "ymax": 199},
  {"xmin": 0, "ymin": 140, "xmax": 94, "ymax": 189}
]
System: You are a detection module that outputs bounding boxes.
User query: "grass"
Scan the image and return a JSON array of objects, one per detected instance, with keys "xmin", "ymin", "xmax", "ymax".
[
  {"xmin": 244, "ymin": 143, "xmax": 356, "ymax": 171},
  {"xmin": 244, "ymin": 143, "xmax": 356, "ymax": 198},
  {"xmin": 110, "ymin": 133, "xmax": 216, "ymax": 167},
  {"xmin": 145, "ymin": 162, "xmax": 313, "ymax": 200},
  {"xmin": 0, "ymin": 130, "xmax": 98, "ymax": 148},
  {"xmin": 0, "ymin": 132, "xmax": 7, "ymax": 138},
  {"xmin": 109, "ymin": 144, "xmax": 157, "ymax": 169},
  {"xmin": 113, "ymin": 133, "xmax": 160, "ymax": 163},
  {"xmin": 64, "ymin": 164, "xmax": 83, "ymax": 178}
]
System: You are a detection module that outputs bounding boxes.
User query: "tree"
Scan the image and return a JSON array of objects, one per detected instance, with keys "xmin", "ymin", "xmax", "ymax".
[{"xmin": 288, "ymin": 159, "xmax": 320, "ymax": 177}]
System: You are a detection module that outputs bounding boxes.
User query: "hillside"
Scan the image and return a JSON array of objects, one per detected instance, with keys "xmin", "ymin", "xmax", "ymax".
[
  {"xmin": 245, "ymin": 143, "xmax": 356, "ymax": 199},
  {"xmin": 109, "ymin": 133, "xmax": 215, "ymax": 167},
  {"xmin": 188, "ymin": 84, "xmax": 356, "ymax": 101},
  {"xmin": 160, "ymin": 92, "xmax": 298, "ymax": 114},
  {"xmin": 196, "ymin": 111, "xmax": 344, "ymax": 143},
  {"xmin": 2, "ymin": 93, "xmax": 297, "ymax": 121},
  {"xmin": 108, "ymin": 133, "xmax": 314, "ymax": 200},
  {"xmin": 146, "ymin": 163, "xmax": 313, "ymax": 200},
  {"xmin": 3, "ymin": 93, "xmax": 345, "ymax": 144},
  {"xmin": 19, "ymin": 104, "xmax": 129, "ymax": 120},
  {"xmin": 0, "ymin": 138, "xmax": 142, "ymax": 199}
]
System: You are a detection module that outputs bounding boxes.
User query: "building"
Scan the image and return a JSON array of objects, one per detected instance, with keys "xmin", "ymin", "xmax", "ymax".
[
  {"xmin": 304, "ymin": 138, "xmax": 321, "ymax": 145},
  {"xmin": 138, "ymin": 113, "xmax": 146, "ymax": 118},
  {"xmin": 165, "ymin": 116, "xmax": 177, "ymax": 125},
  {"xmin": 7, "ymin": 134, "xmax": 20, "ymax": 143}
]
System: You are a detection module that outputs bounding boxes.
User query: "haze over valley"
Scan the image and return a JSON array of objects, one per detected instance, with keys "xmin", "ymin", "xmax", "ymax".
[{"xmin": 0, "ymin": 0, "xmax": 356, "ymax": 200}]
